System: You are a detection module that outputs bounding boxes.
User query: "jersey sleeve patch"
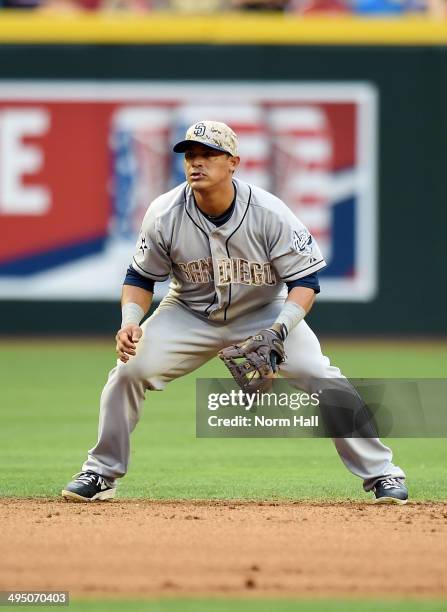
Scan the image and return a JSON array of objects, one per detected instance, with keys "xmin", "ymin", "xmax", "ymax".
[
  {"xmin": 292, "ymin": 229, "xmax": 313, "ymax": 256},
  {"xmin": 269, "ymin": 211, "xmax": 326, "ymax": 283},
  {"xmin": 131, "ymin": 214, "xmax": 172, "ymax": 282}
]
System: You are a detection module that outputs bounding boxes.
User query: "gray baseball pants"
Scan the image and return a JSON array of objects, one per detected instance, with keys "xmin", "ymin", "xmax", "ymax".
[{"xmin": 83, "ymin": 297, "xmax": 405, "ymax": 491}]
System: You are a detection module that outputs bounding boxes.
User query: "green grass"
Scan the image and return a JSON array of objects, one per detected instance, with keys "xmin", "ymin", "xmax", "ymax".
[
  {"xmin": 0, "ymin": 340, "xmax": 446, "ymax": 500},
  {"xmin": 62, "ymin": 599, "xmax": 447, "ymax": 612}
]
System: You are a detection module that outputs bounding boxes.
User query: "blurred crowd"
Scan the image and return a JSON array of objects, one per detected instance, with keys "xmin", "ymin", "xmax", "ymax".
[{"xmin": 0, "ymin": 0, "xmax": 445, "ymax": 18}]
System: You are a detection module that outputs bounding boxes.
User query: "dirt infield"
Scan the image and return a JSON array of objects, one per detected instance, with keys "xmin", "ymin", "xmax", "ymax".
[{"xmin": 1, "ymin": 499, "xmax": 447, "ymax": 598}]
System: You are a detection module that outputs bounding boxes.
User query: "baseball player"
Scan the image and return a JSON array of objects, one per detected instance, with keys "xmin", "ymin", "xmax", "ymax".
[{"xmin": 62, "ymin": 121, "xmax": 408, "ymax": 505}]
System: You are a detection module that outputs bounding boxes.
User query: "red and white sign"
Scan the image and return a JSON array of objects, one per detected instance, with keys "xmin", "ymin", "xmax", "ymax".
[{"xmin": 0, "ymin": 82, "xmax": 377, "ymax": 301}]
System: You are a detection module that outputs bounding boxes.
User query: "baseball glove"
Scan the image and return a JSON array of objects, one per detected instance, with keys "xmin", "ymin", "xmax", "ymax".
[{"xmin": 218, "ymin": 329, "xmax": 286, "ymax": 394}]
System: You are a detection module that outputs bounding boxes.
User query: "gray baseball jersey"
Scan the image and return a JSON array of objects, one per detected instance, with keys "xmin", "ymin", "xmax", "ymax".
[{"xmin": 131, "ymin": 178, "xmax": 327, "ymax": 322}]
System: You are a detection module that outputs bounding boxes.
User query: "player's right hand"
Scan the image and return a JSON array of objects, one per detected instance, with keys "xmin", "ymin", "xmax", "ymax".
[{"xmin": 115, "ymin": 324, "xmax": 143, "ymax": 363}]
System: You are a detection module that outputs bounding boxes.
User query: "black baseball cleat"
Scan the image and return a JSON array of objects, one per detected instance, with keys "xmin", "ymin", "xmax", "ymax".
[
  {"xmin": 373, "ymin": 477, "xmax": 408, "ymax": 505},
  {"xmin": 62, "ymin": 471, "xmax": 116, "ymax": 502}
]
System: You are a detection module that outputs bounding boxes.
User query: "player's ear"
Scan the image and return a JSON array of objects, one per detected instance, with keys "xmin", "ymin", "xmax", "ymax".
[{"xmin": 229, "ymin": 155, "xmax": 240, "ymax": 174}]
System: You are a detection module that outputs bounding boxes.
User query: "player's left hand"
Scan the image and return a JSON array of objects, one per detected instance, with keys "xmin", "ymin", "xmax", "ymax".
[
  {"xmin": 115, "ymin": 324, "xmax": 142, "ymax": 363},
  {"xmin": 218, "ymin": 328, "xmax": 286, "ymax": 394}
]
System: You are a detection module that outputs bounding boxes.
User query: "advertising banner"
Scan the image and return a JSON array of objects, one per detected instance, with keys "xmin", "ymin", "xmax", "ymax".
[{"xmin": 0, "ymin": 82, "xmax": 377, "ymax": 302}]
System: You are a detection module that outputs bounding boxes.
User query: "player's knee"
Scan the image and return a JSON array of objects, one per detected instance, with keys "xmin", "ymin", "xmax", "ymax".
[
  {"xmin": 115, "ymin": 360, "xmax": 167, "ymax": 391},
  {"xmin": 282, "ymin": 358, "xmax": 333, "ymax": 382},
  {"xmin": 115, "ymin": 359, "xmax": 152, "ymax": 385}
]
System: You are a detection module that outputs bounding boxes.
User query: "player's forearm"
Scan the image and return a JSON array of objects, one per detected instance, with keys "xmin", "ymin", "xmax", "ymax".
[
  {"xmin": 120, "ymin": 284, "xmax": 153, "ymax": 328},
  {"xmin": 270, "ymin": 286, "xmax": 315, "ymax": 339},
  {"xmin": 287, "ymin": 286, "xmax": 316, "ymax": 314},
  {"xmin": 122, "ymin": 284, "xmax": 153, "ymax": 311}
]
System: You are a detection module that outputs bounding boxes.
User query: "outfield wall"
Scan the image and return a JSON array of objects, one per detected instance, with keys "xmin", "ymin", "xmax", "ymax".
[{"xmin": 0, "ymin": 17, "xmax": 445, "ymax": 335}]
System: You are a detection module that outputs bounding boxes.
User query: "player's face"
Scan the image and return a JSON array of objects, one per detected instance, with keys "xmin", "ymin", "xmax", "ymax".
[{"xmin": 184, "ymin": 143, "xmax": 239, "ymax": 191}]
